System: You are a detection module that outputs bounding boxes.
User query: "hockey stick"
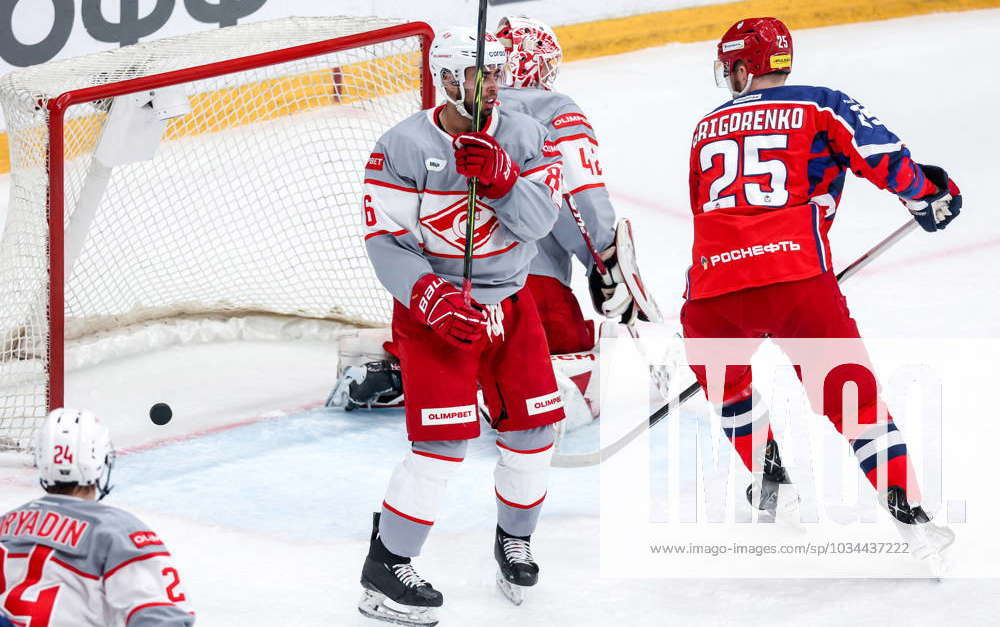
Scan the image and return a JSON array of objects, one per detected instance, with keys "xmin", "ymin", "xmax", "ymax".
[
  {"xmin": 565, "ymin": 193, "xmax": 609, "ymax": 276},
  {"xmin": 834, "ymin": 219, "xmax": 918, "ymax": 283},
  {"xmin": 460, "ymin": 0, "xmax": 490, "ymax": 305},
  {"xmin": 551, "ymin": 218, "xmax": 920, "ymax": 468}
]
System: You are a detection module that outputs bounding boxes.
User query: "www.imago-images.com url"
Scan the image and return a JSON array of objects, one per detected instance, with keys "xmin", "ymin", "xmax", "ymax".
[{"xmin": 649, "ymin": 542, "xmax": 912, "ymax": 557}]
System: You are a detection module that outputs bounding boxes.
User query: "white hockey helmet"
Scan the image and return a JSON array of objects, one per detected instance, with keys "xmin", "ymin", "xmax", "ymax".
[
  {"xmin": 34, "ymin": 407, "xmax": 115, "ymax": 500},
  {"xmin": 496, "ymin": 16, "xmax": 562, "ymax": 90},
  {"xmin": 429, "ymin": 26, "xmax": 508, "ymax": 119}
]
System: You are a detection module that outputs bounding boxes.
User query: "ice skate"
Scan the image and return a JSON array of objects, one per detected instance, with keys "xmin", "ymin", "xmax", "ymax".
[
  {"xmin": 359, "ymin": 513, "xmax": 442, "ymax": 626},
  {"xmin": 494, "ymin": 525, "xmax": 538, "ymax": 606},
  {"xmin": 886, "ymin": 486, "xmax": 955, "ymax": 574},
  {"xmin": 746, "ymin": 439, "xmax": 800, "ymax": 524}
]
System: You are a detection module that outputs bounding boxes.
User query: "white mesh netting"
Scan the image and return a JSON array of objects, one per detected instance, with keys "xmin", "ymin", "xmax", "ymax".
[{"xmin": 0, "ymin": 17, "xmax": 428, "ymax": 449}]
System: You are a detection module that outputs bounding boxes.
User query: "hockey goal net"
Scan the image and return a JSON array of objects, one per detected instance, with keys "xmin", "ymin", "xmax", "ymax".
[{"xmin": 0, "ymin": 17, "xmax": 433, "ymax": 450}]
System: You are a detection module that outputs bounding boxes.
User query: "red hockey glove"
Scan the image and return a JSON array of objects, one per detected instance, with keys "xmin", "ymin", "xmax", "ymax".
[
  {"xmin": 410, "ymin": 274, "xmax": 487, "ymax": 349},
  {"xmin": 901, "ymin": 164, "xmax": 962, "ymax": 233},
  {"xmin": 453, "ymin": 132, "xmax": 520, "ymax": 199}
]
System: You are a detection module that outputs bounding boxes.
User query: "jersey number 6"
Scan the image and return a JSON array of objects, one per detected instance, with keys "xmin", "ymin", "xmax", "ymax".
[
  {"xmin": 363, "ymin": 194, "xmax": 377, "ymax": 227},
  {"xmin": 700, "ymin": 134, "xmax": 789, "ymax": 211}
]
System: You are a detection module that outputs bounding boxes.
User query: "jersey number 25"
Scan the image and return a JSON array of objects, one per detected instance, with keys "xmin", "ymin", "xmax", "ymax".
[{"xmin": 700, "ymin": 134, "xmax": 789, "ymax": 211}]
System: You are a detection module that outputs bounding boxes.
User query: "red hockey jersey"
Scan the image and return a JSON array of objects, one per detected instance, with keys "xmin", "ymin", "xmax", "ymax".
[{"xmin": 685, "ymin": 85, "xmax": 936, "ymax": 300}]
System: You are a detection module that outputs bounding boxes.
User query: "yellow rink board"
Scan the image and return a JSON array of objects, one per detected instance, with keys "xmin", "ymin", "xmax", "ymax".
[
  {"xmin": 555, "ymin": 0, "xmax": 1000, "ymax": 60},
  {"xmin": 1, "ymin": 0, "xmax": 998, "ymax": 174}
]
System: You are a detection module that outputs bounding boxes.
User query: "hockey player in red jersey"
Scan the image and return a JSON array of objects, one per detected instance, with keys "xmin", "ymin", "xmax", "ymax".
[
  {"xmin": 356, "ymin": 27, "xmax": 565, "ymax": 625},
  {"xmin": 684, "ymin": 17, "xmax": 960, "ymax": 557},
  {"xmin": 0, "ymin": 409, "xmax": 194, "ymax": 626}
]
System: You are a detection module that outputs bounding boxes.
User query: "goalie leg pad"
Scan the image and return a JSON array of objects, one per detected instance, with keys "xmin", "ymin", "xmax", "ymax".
[
  {"xmin": 550, "ymin": 351, "xmax": 598, "ymax": 428},
  {"xmin": 494, "ymin": 425, "xmax": 555, "ymax": 537},
  {"xmin": 335, "ymin": 359, "xmax": 404, "ymax": 410},
  {"xmin": 338, "ymin": 327, "xmax": 393, "ymax": 373},
  {"xmin": 381, "ymin": 440, "xmax": 468, "ymax": 557}
]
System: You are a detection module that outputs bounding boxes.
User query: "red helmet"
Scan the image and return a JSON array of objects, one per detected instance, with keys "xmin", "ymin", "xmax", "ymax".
[
  {"xmin": 715, "ymin": 17, "xmax": 792, "ymax": 94},
  {"xmin": 496, "ymin": 16, "xmax": 562, "ymax": 90}
]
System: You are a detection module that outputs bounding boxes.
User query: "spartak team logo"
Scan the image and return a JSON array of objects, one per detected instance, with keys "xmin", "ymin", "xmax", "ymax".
[{"xmin": 420, "ymin": 197, "xmax": 514, "ymax": 256}]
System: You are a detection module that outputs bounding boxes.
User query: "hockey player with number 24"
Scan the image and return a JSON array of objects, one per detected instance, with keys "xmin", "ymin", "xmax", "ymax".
[
  {"xmin": 357, "ymin": 27, "xmax": 566, "ymax": 626},
  {"xmin": 683, "ymin": 17, "xmax": 961, "ymax": 561},
  {"xmin": 0, "ymin": 409, "xmax": 194, "ymax": 626}
]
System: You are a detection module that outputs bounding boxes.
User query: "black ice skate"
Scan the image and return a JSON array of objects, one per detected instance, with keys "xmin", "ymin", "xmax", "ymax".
[
  {"xmin": 494, "ymin": 525, "xmax": 538, "ymax": 606},
  {"xmin": 327, "ymin": 360, "xmax": 403, "ymax": 410},
  {"xmin": 885, "ymin": 485, "xmax": 955, "ymax": 568},
  {"xmin": 746, "ymin": 439, "xmax": 800, "ymax": 521},
  {"xmin": 359, "ymin": 513, "xmax": 442, "ymax": 627}
]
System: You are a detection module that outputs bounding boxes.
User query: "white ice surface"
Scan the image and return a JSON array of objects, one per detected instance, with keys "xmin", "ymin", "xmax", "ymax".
[{"xmin": 3, "ymin": 9, "xmax": 1000, "ymax": 626}]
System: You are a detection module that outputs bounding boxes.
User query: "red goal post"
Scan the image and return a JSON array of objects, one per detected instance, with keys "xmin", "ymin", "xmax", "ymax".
[{"xmin": 0, "ymin": 17, "xmax": 435, "ymax": 449}]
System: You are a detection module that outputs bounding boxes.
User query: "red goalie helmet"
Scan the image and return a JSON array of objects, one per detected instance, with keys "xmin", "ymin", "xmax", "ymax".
[
  {"xmin": 496, "ymin": 16, "xmax": 562, "ymax": 90},
  {"xmin": 715, "ymin": 17, "xmax": 793, "ymax": 94}
]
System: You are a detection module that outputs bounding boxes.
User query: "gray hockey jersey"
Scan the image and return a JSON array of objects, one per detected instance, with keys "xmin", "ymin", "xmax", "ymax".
[
  {"xmin": 363, "ymin": 104, "xmax": 563, "ymax": 305},
  {"xmin": 0, "ymin": 494, "xmax": 194, "ymax": 626},
  {"xmin": 498, "ymin": 87, "xmax": 617, "ymax": 286}
]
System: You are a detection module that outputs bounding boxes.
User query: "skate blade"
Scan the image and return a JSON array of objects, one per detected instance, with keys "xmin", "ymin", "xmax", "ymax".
[
  {"xmin": 889, "ymin": 516, "xmax": 956, "ymax": 579},
  {"xmin": 772, "ymin": 486, "xmax": 805, "ymax": 531},
  {"xmin": 358, "ymin": 590, "xmax": 438, "ymax": 627},
  {"xmin": 753, "ymin": 484, "xmax": 803, "ymax": 530},
  {"xmin": 909, "ymin": 524, "xmax": 955, "ymax": 573},
  {"xmin": 495, "ymin": 570, "xmax": 526, "ymax": 606}
]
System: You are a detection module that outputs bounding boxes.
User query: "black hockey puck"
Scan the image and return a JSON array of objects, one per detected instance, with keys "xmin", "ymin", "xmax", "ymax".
[{"xmin": 149, "ymin": 403, "xmax": 173, "ymax": 426}]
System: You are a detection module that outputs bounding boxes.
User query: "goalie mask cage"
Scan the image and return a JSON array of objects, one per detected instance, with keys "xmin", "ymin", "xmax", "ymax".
[{"xmin": 0, "ymin": 17, "xmax": 435, "ymax": 450}]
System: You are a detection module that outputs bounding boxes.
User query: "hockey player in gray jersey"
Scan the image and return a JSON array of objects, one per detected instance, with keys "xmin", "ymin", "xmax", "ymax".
[
  {"xmin": 331, "ymin": 17, "xmax": 664, "ymax": 428},
  {"xmin": 0, "ymin": 409, "xmax": 194, "ymax": 626},
  {"xmin": 357, "ymin": 27, "xmax": 565, "ymax": 625}
]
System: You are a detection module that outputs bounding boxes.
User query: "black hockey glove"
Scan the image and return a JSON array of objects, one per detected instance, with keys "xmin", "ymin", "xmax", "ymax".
[{"xmin": 902, "ymin": 164, "xmax": 962, "ymax": 233}]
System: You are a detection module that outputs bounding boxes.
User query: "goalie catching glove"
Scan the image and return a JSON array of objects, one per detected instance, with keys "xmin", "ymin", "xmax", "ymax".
[
  {"xmin": 411, "ymin": 273, "xmax": 487, "ymax": 348},
  {"xmin": 587, "ymin": 219, "xmax": 664, "ymax": 325},
  {"xmin": 902, "ymin": 164, "xmax": 962, "ymax": 232},
  {"xmin": 587, "ymin": 245, "xmax": 637, "ymax": 325},
  {"xmin": 453, "ymin": 132, "xmax": 520, "ymax": 198}
]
